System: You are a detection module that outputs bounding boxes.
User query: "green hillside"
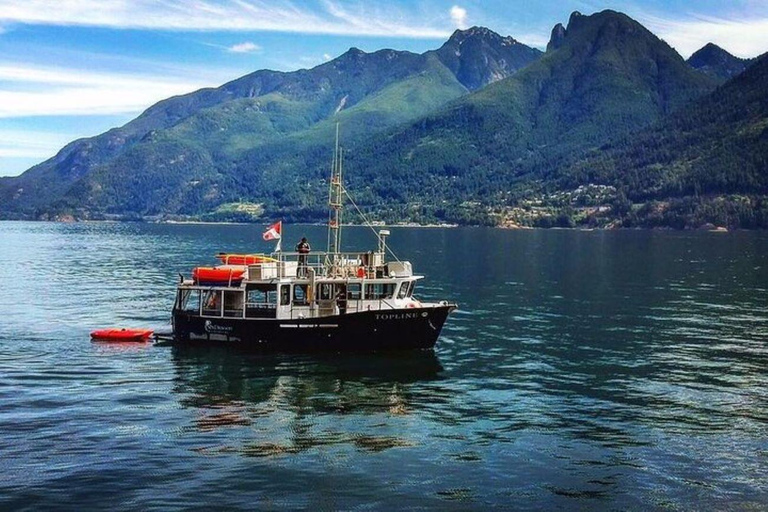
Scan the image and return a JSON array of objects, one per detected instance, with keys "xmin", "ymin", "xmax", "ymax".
[
  {"xmin": 557, "ymin": 52, "xmax": 768, "ymax": 229},
  {"xmin": 331, "ymin": 10, "xmax": 720, "ymax": 224},
  {"xmin": 0, "ymin": 30, "xmax": 541, "ymax": 220}
]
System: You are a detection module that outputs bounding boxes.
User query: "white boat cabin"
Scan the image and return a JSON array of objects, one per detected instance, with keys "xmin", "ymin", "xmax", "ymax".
[{"xmin": 176, "ymin": 249, "xmax": 424, "ymax": 321}]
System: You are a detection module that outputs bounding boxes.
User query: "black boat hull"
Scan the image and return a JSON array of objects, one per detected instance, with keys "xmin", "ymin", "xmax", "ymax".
[{"xmin": 172, "ymin": 305, "xmax": 456, "ymax": 352}]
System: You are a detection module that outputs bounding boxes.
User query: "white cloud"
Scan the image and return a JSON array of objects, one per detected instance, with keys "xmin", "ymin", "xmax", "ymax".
[
  {"xmin": 640, "ymin": 14, "xmax": 768, "ymax": 58},
  {"xmin": 450, "ymin": 5, "xmax": 468, "ymax": 29},
  {"xmin": 0, "ymin": 0, "xmax": 451, "ymax": 38},
  {"xmin": 228, "ymin": 41, "xmax": 261, "ymax": 53},
  {"xmin": 0, "ymin": 63, "xmax": 208, "ymax": 117},
  {"xmin": 323, "ymin": 53, "xmax": 333, "ymax": 61},
  {"xmin": 0, "ymin": 129, "xmax": 73, "ymax": 158}
]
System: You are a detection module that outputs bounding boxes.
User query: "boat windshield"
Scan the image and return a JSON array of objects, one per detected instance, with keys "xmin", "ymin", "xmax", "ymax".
[{"xmin": 178, "ymin": 289, "xmax": 200, "ymax": 313}]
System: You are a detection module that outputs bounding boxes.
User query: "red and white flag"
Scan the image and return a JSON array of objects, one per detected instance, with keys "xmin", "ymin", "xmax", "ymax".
[{"xmin": 263, "ymin": 221, "xmax": 282, "ymax": 241}]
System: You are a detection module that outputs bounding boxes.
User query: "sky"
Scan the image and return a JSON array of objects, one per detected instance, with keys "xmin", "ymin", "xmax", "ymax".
[{"xmin": 1, "ymin": 0, "xmax": 767, "ymax": 177}]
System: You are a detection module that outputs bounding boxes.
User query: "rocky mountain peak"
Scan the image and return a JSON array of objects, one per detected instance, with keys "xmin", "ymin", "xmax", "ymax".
[
  {"xmin": 547, "ymin": 23, "xmax": 566, "ymax": 52},
  {"xmin": 549, "ymin": 9, "xmax": 683, "ymax": 64},
  {"xmin": 435, "ymin": 25, "xmax": 541, "ymax": 90},
  {"xmin": 447, "ymin": 26, "xmax": 505, "ymax": 45},
  {"xmin": 688, "ymin": 43, "xmax": 751, "ymax": 80},
  {"xmin": 564, "ymin": 9, "xmax": 647, "ymax": 37},
  {"xmin": 446, "ymin": 26, "xmax": 525, "ymax": 49},
  {"xmin": 342, "ymin": 47, "xmax": 366, "ymax": 57}
]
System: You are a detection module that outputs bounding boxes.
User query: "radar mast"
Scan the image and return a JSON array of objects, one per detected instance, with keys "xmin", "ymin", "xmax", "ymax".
[{"xmin": 327, "ymin": 123, "xmax": 343, "ymax": 257}]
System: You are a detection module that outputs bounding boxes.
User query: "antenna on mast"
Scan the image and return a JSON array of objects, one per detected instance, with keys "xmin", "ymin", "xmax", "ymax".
[{"xmin": 327, "ymin": 123, "xmax": 343, "ymax": 256}]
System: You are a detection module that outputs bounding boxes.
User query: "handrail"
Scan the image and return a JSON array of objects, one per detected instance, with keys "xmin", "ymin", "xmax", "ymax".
[{"xmin": 261, "ymin": 250, "xmax": 386, "ymax": 279}]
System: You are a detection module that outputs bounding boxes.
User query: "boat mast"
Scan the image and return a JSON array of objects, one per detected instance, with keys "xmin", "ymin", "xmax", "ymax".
[{"xmin": 327, "ymin": 123, "xmax": 343, "ymax": 257}]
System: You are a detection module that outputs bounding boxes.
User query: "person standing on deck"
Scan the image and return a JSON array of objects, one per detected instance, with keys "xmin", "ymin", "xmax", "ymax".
[{"xmin": 296, "ymin": 237, "xmax": 311, "ymax": 277}]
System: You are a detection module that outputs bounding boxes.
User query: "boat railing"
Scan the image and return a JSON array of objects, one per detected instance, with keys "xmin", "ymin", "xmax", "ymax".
[{"xmin": 247, "ymin": 251, "xmax": 385, "ymax": 279}]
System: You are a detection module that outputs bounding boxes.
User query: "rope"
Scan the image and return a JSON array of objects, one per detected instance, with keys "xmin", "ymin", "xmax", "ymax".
[{"xmin": 343, "ymin": 188, "xmax": 402, "ymax": 263}]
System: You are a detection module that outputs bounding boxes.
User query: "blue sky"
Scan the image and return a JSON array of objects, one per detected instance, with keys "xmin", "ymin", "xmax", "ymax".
[{"xmin": 1, "ymin": 0, "xmax": 767, "ymax": 177}]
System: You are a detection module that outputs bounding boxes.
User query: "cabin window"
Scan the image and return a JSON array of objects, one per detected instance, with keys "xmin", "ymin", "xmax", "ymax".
[
  {"xmin": 317, "ymin": 283, "xmax": 354, "ymax": 301},
  {"xmin": 347, "ymin": 283, "xmax": 362, "ymax": 300},
  {"xmin": 246, "ymin": 285, "xmax": 277, "ymax": 304},
  {"xmin": 223, "ymin": 291, "xmax": 244, "ymax": 318},
  {"xmin": 365, "ymin": 283, "xmax": 396, "ymax": 300},
  {"xmin": 318, "ymin": 283, "xmax": 333, "ymax": 301},
  {"xmin": 405, "ymin": 281, "xmax": 415, "ymax": 297},
  {"xmin": 280, "ymin": 285, "xmax": 290, "ymax": 306},
  {"xmin": 246, "ymin": 284, "xmax": 277, "ymax": 318},
  {"xmin": 202, "ymin": 290, "xmax": 222, "ymax": 316},
  {"xmin": 397, "ymin": 282, "xmax": 410, "ymax": 299},
  {"xmin": 180, "ymin": 289, "xmax": 200, "ymax": 313},
  {"xmin": 293, "ymin": 284, "xmax": 309, "ymax": 305}
]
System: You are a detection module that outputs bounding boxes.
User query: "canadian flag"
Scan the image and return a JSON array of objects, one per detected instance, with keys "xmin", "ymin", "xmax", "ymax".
[{"xmin": 263, "ymin": 221, "xmax": 282, "ymax": 241}]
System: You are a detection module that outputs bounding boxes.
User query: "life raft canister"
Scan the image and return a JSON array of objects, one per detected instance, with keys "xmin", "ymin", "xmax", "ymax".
[{"xmin": 192, "ymin": 266, "xmax": 245, "ymax": 286}]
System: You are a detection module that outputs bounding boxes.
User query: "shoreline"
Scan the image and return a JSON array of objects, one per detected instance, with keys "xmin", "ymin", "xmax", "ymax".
[{"xmin": 0, "ymin": 218, "xmax": 737, "ymax": 232}]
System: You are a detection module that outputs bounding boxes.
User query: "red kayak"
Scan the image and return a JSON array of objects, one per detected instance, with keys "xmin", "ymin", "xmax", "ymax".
[
  {"xmin": 215, "ymin": 253, "xmax": 276, "ymax": 265},
  {"xmin": 91, "ymin": 328, "xmax": 154, "ymax": 342},
  {"xmin": 192, "ymin": 266, "xmax": 245, "ymax": 286}
]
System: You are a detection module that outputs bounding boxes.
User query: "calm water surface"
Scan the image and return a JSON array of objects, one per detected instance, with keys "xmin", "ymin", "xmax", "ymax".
[{"xmin": 0, "ymin": 222, "xmax": 766, "ymax": 510}]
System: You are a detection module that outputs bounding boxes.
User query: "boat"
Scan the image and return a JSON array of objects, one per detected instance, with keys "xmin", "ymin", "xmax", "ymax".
[
  {"xmin": 171, "ymin": 126, "xmax": 457, "ymax": 352},
  {"xmin": 91, "ymin": 328, "xmax": 154, "ymax": 342}
]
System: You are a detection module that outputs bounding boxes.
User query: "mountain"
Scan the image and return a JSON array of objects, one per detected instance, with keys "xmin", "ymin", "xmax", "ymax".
[
  {"xmin": 335, "ymin": 10, "xmax": 719, "ymax": 223},
  {"xmin": 433, "ymin": 26, "xmax": 543, "ymax": 90},
  {"xmin": 4, "ymin": 9, "xmax": 763, "ymax": 229},
  {"xmin": 546, "ymin": 23, "xmax": 566, "ymax": 52},
  {"xmin": 558, "ymin": 52, "xmax": 768, "ymax": 228},
  {"xmin": 687, "ymin": 43, "xmax": 753, "ymax": 81},
  {"xmin": 0, "ymin": 28, "xmax": 541, "ymax": 220}
]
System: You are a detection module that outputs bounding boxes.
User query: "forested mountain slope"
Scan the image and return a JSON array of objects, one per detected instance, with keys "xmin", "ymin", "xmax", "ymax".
[
  {"xmin": 558, "ymin": 52, "xmax": 768, "ymax": 228},
  {"xmin": 338, "ymin": 10, "xmax": 718, "ymax": 223},
  {"xmin": 0, "ymin": 28, "xmax": 541, "ymax": 219},
  {"xmin": 687, "ymin": 43, "xmax": 753, "ymax": 82}
]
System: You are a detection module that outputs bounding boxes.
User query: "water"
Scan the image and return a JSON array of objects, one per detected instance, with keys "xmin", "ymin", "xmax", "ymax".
[{"xmin": 1, "ymin": 221, "xmax": 767, "ymax": 510}]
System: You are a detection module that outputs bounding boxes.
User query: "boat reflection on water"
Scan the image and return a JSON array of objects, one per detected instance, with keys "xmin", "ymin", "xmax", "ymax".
[{"xmin": 170, "ymin": 346, "xmax": 444, "ymax": 456}]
